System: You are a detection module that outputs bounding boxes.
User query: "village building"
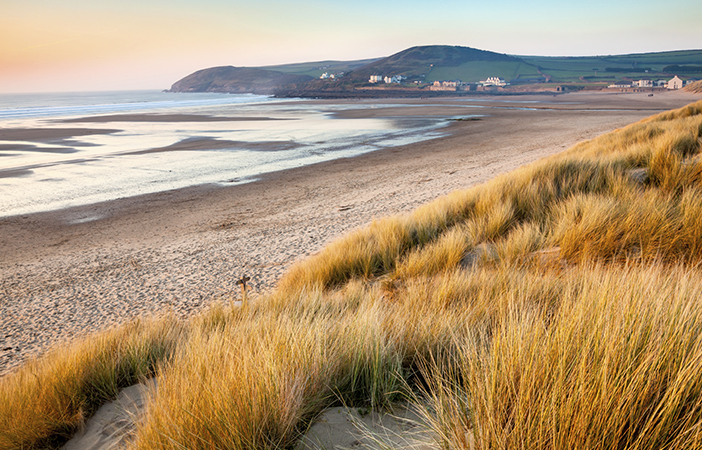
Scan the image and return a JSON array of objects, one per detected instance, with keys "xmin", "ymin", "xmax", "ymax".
[
  {"xmin": 320, "ymin": 73, "xmax": 338, "ymax": 80},
  {"xmin": 384, "ymin": 75, "xmax": 404, "ymax": 84},
  {"xmin": 430, "ymin": 80, "xmax": 464, "ymax": 91},
  {"xmin": 369, "ymin": 75, "xmax": 404, "ymax": 84},
  {"xmin": 667, "ymin": 76, "xmax": 684, "ymax": 90},
  {"xmin": 608, "ymin": 80, "xmax": 633, "ymax": 88},
  {"xmin": 635, "ymin": 79, "xmax": 653, "ymax": 87},
  {"xmin": 480, "ymin": 77, "xmax": 507, "ymax": 87}
]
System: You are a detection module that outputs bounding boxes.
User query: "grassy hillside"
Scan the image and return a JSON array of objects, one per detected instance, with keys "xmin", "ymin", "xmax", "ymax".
[
  {"xmin": 425, "ymin": 60, "xmax": 542, "ymax": 83},
  {"xmin": 3, "ymin": 100, "xmax": 702, "ymax": 449},
  {"xmin": 522, "ymin": 49, "xmax": 702, "ymax": 83},
  {"xmin": 343, "ymin": 45, "xmax": 525, "ymax": 83},
  {"xmin": 261, "ymin": 58, "xmax": 381, "ymax": 78},
  {"xmin": 168, "ymin": 66, "xmax": 314, "ymax": 94},
  {"xmin": 169, "ymin": 46, "xmax": 702, "ymax": 93}
]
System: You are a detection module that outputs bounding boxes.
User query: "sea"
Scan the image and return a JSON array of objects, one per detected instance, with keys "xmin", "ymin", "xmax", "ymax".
[{"xmin": 0, "ymin": 90, "xmax": 451, "ymax": 218}]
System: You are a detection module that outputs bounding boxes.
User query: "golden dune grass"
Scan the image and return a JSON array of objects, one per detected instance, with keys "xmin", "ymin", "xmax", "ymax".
[
  {"xmin": 2, "ymin": 100, "xmax": 702, "ymax": 450},
  {"xmin": 420, "ymin": 265, "xmax": 702, "ymax": 450},
  {"xmin": 0, "ymin": 317, "xmax": 181, "ymax": 449},
  {"xmin": 684, "ymin": 80, "xmax": 702, "ymax": 94}
]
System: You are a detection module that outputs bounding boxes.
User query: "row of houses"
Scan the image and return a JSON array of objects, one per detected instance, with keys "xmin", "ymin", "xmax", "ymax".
[
  {"xmin": 360, "ymin": 73, "xmax": 696, "ymax": 90},
  {"xmin": 433, "ymin": 77, "xmax": 510, "ymax": 87},
  {"xmin": 609, "ymin": 76, "xmax": 696, "ymax": 90},
  {"xmin": 320, "ymin": 72, "xmax": 343, "ymax": 79},
  {"xmin": 430, "ymin": 77, "xmax": 510, "ymax": 91},
  {"xmin": 368, "ymin": 75, "xmax": 406, "ymax": 84},
  {"xmin": 369, "ymin": 75, "xmax": 508, "ymax": 88}
]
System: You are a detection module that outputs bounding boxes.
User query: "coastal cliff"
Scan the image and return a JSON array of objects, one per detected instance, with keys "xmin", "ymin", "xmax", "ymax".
[{"xmin": 168, "ymin": 66, "xmax": 314, "ymax": 94}]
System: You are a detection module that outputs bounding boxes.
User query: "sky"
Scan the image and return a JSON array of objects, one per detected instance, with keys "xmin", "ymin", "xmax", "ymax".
[{"xmin": 2, "ymin": 0, "xmax": 701, "ymax": 93}]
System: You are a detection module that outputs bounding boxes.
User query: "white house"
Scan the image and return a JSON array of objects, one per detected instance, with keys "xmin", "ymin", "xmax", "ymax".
[
  {"xmin": 667, "ymin": 76, "xmax": 684, "ymax": 90},
  {"xmin": 635, "ymin": 79, "xmax": 653, "ymax": 87},
  {"xmin": 369, "ymin": 75, "xmax": 383, "ymax": 83},
  {"xmin": 608, "ymin": 80, "xmax": 633, "ymax": 88},
  {"xmin": 480, "ymin": 77, "xmax": 507, "ymax": 87},
  {"xmin": 320, "ymin": 72, "xmax": 330, "ymax": 79},
  {"xmin": 383, "ymin": 75, "xmax": 404, "ymax": 84}
]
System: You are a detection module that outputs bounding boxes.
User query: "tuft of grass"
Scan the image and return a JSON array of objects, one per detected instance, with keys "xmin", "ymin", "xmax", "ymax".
[
  {"xmin": 276, "ymin": 189, "xmax": 480, "ymax": 292},
  {"xmin": 132, "ymin": 286, "xmax": 406, "ymax": 450},
  {"xmin": 0, "ymin": 316, "xmax": 182, "ymax": 449},
  {"xmin": 419, "ymin": 265, "xmax": 702, "ymax": 450}
]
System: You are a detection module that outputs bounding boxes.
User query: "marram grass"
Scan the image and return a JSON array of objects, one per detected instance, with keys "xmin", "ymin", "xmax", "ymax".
[
  {"xmin": 0, "ymin": 316, "xmax": 182, "ymax": 449},
  {"xmin": 2, "ymin": 100, "xmax": 702, "ymax": 450},
  {"xmin": 684, "ymin": 80, "xmax": 702, "ymax": 94}
]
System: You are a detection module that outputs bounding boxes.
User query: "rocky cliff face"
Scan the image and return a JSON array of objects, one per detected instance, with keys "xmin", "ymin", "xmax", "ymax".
[{"xmin": 168, "ymin": 66, "xmax": 314, "ymax": 94}]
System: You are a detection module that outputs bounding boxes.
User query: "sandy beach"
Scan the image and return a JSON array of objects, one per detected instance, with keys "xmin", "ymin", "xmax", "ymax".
[{"xmin": 1, "ymin": 90, "xmax": 699, "ymax": 376}]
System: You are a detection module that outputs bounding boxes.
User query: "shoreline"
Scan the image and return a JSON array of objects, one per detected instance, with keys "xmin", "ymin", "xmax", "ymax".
[{"xmin": 1, "ymin": 91, "xmax": 700, "ymax": 376}]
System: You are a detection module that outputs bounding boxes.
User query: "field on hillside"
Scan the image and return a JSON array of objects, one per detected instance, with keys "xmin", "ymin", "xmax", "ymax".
[
  {"xmin": 263, "ymin": 58, "xmax": 381, "ymax": 78},
  {"xmin": 2, "ymin": 100, "xmax": 702, "ymax": 450},
  {"xmin": 522, "ymin": 50, "xmax": 702, "ymax": 83},
  {"xmin": 266, "ymin": 48, "xmax": 702, "ymax": 84},
  {"xmin": 424, "ymin": 61, "xmax": 542, "ymax": 83}
]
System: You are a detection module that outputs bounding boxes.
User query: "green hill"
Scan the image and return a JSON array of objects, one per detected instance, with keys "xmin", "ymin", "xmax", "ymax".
[
  {"xmin": 168, "ymin": 66, "xmax": 314, "ymax": 94},
  {"xmin": 260, "ymin": 58, "xmax": 381, "ymax": 78},
  {"xmin": 341, "ymin": 45, "xmax": 532, "ymax": 83},
  {"xmin": 521, "ymin": 49, "xmax": 702, "ymax": 83},
  {"xmin": 168, "ymin": 46, "xmax": 702, "ymax": 94}
]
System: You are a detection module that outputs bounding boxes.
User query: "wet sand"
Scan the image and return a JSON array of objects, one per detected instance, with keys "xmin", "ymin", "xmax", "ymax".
[
  {"xmin": 126, "ymin": 137, "xmax": 301, "ymax": 155},
  {"xmin": 1, "ymin": 90, "xmax": 699, "ymax": 376},
  {"xmin": 0, "ymin": 128, "xmax": 120, "ymax": 142},
  {"xmin": 57, "ymin": 113, "xmax": 289, "ymax": 123}
]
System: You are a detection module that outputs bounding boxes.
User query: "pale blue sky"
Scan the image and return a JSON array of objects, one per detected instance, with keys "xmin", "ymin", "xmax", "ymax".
[{"xmin": 2, "ymin": 0, "xmax": 701, "ymax": 93}]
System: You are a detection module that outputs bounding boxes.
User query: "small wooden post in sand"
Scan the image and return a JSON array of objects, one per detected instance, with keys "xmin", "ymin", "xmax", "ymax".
[{"xmin": 236, "ymin": 275, "xmax": 251, "ymax": 306}]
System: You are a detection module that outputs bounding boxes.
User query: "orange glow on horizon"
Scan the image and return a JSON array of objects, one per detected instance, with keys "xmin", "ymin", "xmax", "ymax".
[{"xmin": 2, "ymin": 0, "xmax": 701, "ymax": 93}]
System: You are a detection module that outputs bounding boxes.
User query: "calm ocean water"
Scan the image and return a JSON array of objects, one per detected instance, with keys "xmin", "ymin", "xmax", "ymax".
[{"xmin": 0, "ymin": 90, "xmax": 449, "ymax": 218}]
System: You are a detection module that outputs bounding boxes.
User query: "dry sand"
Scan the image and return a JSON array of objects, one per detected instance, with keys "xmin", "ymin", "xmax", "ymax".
[
  {"xmin": 61, "ymin": 382, "xmax": 435, "ymax": 450},
  {"xmin": 63, "ymin": 382, "xmax": 154, "ymax": 450},
  {"xmin": 1, "ymin": 90, "xmax": 700, "ymax": 377}
]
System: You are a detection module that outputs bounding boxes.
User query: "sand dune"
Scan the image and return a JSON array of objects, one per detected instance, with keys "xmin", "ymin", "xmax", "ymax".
[{"xmin": 1, "ymin": 90, "xmax": 699, "ymax": 377}]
